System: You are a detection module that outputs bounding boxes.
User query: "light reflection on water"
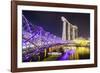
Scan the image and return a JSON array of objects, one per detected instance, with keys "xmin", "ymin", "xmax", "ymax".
[
  {"xmin": 64, "ymin": 46, "xmax": 90, "ymax": 60},
  {"xmin": 22, "ymin": 45, "xmax": 90, "ymax": 62}
]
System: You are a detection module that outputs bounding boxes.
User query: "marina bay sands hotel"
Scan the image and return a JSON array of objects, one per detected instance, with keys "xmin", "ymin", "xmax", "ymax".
[{"xmin": 61, "ymin": 16, "xmax": 78, "ymax": 41}]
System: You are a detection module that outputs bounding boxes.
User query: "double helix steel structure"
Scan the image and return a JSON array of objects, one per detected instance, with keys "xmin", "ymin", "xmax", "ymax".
[
  {"xmin": 22, "ymin": 15, "xmax": 67, "ymax": 50},
  {"xmin": 22, "ymin": 15, "xmax": 68, "ymax": 62}
]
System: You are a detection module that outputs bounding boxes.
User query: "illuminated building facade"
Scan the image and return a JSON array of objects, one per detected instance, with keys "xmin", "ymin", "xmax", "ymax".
[{"xmin": 61, "ymin": 16, "xmax": 78, "ymax": 41}]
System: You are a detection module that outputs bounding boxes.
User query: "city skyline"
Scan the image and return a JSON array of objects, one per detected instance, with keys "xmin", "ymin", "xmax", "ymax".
[{"xmin": 23, "ymin": 10, "xmax": 90, "ymax": 39}]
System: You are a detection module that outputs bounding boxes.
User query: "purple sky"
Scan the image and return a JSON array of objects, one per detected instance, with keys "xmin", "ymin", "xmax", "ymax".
[{"xmin": 23, "ymin": 10, "xmax": 90, "ymax": 38}]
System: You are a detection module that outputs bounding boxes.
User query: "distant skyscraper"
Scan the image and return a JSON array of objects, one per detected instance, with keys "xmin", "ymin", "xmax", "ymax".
[{"xmin": 61, "ymin": 16, "xmax": 78, "ymax": 40}]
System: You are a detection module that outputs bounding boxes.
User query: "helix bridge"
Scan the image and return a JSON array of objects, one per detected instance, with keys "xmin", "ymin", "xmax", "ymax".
[{"xmin": 22, "ymin": 15, "xmax": 90, "ymax": 62}]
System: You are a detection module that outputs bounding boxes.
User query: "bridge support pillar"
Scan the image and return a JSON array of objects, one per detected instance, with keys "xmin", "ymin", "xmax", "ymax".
[{"xmin": 44, "ymin": 49, "xmax": 47, "ymax": 57}]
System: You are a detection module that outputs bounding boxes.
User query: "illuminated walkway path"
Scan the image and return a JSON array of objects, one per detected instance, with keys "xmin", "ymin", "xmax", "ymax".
[{"xmin": 57, "ymin": 49, "xmax": 75, "ymax": 60}]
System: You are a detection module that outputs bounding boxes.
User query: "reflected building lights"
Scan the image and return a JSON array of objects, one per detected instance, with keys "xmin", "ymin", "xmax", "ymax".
[{"xmin": 22, "ymin": 15, "xmax": 90, "ymax": 62}]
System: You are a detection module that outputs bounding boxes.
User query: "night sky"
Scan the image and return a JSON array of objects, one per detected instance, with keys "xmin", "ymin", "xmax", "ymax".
[{"xmin": 22, "ymin": 10, "xmax": 90, "ymax": 38}]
